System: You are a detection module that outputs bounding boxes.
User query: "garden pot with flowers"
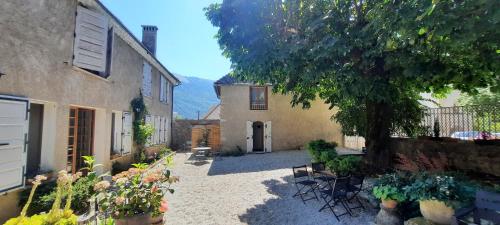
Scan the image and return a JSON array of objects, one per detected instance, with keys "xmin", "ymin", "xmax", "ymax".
[
  {"xmin": 95, "ymin": 162, "xmax": 178, "ymax": 225},
  {"xmin": 405, "ymin": 172, "xmax": 476, "ymax": 225}
]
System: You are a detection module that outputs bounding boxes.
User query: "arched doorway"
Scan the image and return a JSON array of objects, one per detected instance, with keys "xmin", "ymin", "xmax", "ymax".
[{"xmin": 252, "ymin": 121, "xmax": 264, "ymax": 152}]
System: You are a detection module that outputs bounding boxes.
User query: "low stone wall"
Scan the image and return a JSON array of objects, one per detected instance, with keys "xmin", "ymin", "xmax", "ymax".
[{"xmin": 389, "ymin": 138, "xmax": 500, "ymax": 177}]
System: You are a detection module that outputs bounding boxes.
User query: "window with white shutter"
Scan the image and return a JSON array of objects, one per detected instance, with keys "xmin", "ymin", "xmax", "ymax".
[
  {"xmin": 73, "ymin": 6, "xmax": 109, "ymax": 75},
  {"xmin": 142, "ymin": 62, "xmax": 152, "ymax": 97},
  {"xmin": 160, "ymin": 76, "xmax": 167, "ymax": 103}
]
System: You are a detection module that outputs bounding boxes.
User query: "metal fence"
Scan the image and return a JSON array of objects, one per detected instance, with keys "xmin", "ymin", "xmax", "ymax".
[{"xmin": 394, "ymin": 104, "xmax": 500, "ymax": 139}]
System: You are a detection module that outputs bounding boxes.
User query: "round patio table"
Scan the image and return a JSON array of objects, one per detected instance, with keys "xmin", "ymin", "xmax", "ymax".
[{"xmin": 193, "ymin": 147, "xmax": 211, "ymax": 156}]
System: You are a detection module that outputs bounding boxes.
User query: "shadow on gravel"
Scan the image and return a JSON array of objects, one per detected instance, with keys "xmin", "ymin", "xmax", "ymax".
[
  {"xmin": 207, "ymin": 150, "xmax": 312, "ymax": 176},
  {"xmin": 238, "ymin": 175, "xmax": 376, "ymax": 225}
]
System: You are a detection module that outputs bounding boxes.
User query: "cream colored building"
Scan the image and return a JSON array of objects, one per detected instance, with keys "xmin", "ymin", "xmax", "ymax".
[
  {"xmin": 214, "ymin": 75, "xmax": 344, "ymax": 153},
  {"xmin": 0, "ymin": 0, "xmax": 179, "ymax": 222}
]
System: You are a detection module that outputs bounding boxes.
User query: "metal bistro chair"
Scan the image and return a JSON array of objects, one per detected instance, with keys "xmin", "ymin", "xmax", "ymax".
[
  {"xmin": 312, "ymin": 162, "xmax": 335, "ymax": 188},
  {"xmin": 319, "ymin": 176, "xmax": 352, "ymax": 221},
  {"xmin": 346, "ymin": 174, "xmax": 365, "ymax": 211},
  {"xmin": 452, "ymin": 190, "xmax": 500, "ymax": 225},
  {"xmin": 292, "ymin": 165, "xmax": 319, "ymax": 204}
]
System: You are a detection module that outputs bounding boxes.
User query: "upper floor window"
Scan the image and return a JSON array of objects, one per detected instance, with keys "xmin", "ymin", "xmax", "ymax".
[
  {"xmin": 73, "ymin": 6, "xmax": 112, "ymax": 78},
  {"xmin": 250, "ymin": 86, "xmax": 268, "ymax": 110},
  {"xmin": 160, "ymin": 75, "xmax": 169, "ymax": 103},
  {"xmin": 142, "ymin": 62, "xmax": 152, "ymax": 97}
]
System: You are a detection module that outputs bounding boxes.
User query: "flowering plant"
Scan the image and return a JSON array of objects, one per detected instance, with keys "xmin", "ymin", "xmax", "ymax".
[
  {"xmin": 95, "ymin": 163, "xmax": 178, "ymax": 218},
  {"xmin": 5, "ymin": 171, "xmax": 81, "ymax": 225}
]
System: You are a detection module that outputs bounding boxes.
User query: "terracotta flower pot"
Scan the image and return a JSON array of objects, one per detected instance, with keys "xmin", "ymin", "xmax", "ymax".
[
  {"xmin": 419, "ymin": 200, "xmax": 455, "ymax": 225},
  {"xmin": 381, "ymin": 199, "xmax": 398, "ymax": 209},
  {"xmin": 114, "ymin": 213, "xmax": 151, "ymax": 225},
  {"xmin": 149, "ymin": 214, "xmax": 164, "ymax": 225}
]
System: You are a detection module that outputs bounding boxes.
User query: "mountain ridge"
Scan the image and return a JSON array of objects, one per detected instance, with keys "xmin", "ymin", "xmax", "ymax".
[{"xmin": 173, "ymin": 75, "xmax": 219, "ymax": 119}]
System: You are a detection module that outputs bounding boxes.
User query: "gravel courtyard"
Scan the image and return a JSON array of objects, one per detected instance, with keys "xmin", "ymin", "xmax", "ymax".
[{"xmin": 164, "ymin": 150, "xmax": 376, "ymax": 225}]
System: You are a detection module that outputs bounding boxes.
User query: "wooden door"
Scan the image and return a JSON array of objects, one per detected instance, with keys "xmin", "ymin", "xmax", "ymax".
[{"xmin": 67, "ymin": 107, "xmax": 95, "ymax": 173}]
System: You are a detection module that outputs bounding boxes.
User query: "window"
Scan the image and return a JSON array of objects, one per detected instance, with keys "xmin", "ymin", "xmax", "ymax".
[
  {"xmin": 73, "ymin": 6, "xmax": 111, "ymax": 78},
  {"xmin": 250, "ymin": 86, "xmax": 268, "ymax": 110},
  {"xmin": 160, "ymin": 75, "xmax": 168, "ymax": 103},
  {"xmin": 142, "ymin": 62, "xmax": 152, "ymax": 97},
  {"xmin": 67, "ymin": 107, "xmax": 95, "ymax": 173}
]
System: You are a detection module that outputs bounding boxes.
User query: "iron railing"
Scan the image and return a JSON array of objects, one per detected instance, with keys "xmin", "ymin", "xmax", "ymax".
[{"xmin": 393, "ymin": 104, "xmax": 499, "ymax": 139}]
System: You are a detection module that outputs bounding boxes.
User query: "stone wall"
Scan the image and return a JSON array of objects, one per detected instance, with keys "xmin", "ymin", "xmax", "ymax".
[
  {"xmin": 172, "ymin": 120, "xmax": 219, "ymax": 151},
  {"xmin": 389, "ymin": 138, "xmax": 500, "ymax": 177}
]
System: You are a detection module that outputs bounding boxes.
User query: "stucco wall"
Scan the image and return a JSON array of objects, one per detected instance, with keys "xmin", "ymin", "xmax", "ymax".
[
  {"xmin": 0, "ymin": 1, "xmax": 175, "ymax": 221},
  {"xmin": 219, "ymin": 85, "xmax": 343, "ymax": 152}
]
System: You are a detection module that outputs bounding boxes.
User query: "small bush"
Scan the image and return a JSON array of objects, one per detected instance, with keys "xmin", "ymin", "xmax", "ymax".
[
  {"xmin": 326, "ymin": 155, "xmax": 362, "ymax": 176},
  {"xmin": 307, "ymin": 139, "xmax": 338, "ymax": 163}
]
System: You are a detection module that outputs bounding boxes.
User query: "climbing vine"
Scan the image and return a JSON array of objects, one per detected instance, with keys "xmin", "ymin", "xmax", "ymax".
[{"xmin": 130, "ymin": 93, "xmax": 153, "ymax": 162}]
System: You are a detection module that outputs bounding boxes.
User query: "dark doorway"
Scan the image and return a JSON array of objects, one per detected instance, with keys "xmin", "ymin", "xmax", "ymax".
[
  {"xmin": 27, "ymin": 103, "xmax": 44, "ymax": 176},
  {"xmin": 252, "ymin": 121, "xmax": 264, "ymax": 152}
]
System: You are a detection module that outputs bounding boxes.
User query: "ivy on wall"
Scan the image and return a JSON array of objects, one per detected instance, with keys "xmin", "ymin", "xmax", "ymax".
[{"xmin": 130, "ymin": 93, "xmax": 154, "ymax": 162}]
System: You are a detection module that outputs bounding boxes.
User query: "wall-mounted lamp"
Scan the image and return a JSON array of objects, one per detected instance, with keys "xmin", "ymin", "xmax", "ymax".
[{"xmin": 0, "ymin": 70, "xmax": 5, "ymax": 78}]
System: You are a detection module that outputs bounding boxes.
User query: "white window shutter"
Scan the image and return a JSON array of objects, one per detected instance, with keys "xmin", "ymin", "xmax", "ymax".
[
  {"xmin": 246, "ymin": 121, "xmax": 253, "ymax": 153},
  {"xmin": 145, "ymin": 115, "xmax": 152, "ymax": 146},
  {"xmin": 142, "ymin": 62, "xmax": 152, "ymax": 97},
  {"xmin": 113, "ymin": 111, "xmax": 123, "ymax": 155},
  {"xmin": 121, "ymin": 112, "xmax": 132, "ymax": 154},
  {"xmin": 160, "ymin": 76, "xmax": 166, "ymax": 102},
  {"xmin": 0, "ymin": 97, "xmax": 28, "ymax": 194},
  {"xmin": 73, "ymin": 6, "xmax": 109, "ymax": 73},
  {"xmin": 155, "ymin": 116, "xmax": 160, "ymax": 145},
  {"xmin": 265, "ymin": 121, "xmax": 272, "ymax": 152},
  {"xmin": 164, "ymin": 117, "xmax": 169, "ymax": 143}
]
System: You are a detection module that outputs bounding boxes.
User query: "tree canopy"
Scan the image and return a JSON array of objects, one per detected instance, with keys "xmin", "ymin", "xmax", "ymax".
[{"xmin": 206, "ymin": 0, "xmax": 500, "ymax": 169}]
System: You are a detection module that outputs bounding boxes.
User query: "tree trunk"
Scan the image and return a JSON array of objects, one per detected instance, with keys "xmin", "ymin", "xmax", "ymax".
[{"xmin": 365, "ymin": 100, "xmax": 393, "ymax": 172}]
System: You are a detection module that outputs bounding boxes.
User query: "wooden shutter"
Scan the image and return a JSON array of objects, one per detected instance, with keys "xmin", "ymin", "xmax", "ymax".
[
  {"xmin": 145, "ymin": 115, "xmax": 152, "ymax": 146},
  {"xmin": 73, "ymin": 6, "xmax": 109, "ymax": 73},
  {"xmin": 112, "ymin": 111, "xmax": 123, "ymax": 155},
  {"xmin": 122, "ymin": 112, "xmax": 132, "ymax": 154},
  {"xmin": 264, "ymin": 121, "xmax": 272, "ymax": 153},
  {"xmin": 0, "ymin": 96, "xmax": 28, "ymax": 193},
  {"xmin": 159, "ymin": 117, "xmax": 164, "ymax": 143},
  {"xmin": 246, "ymin": 121, "xmax": 253, "ymax": 153},
  {"xmin": 155, "ymin": 116, "xmax": 160, "ymax": 144},
  {"xmin": 142, "ymin": 63, "xmax": 152, "ymax": 97},
  {"xmin": 164, "ymin": 117, "xmax": 169, "ymax": 143},
  {"xmin": 160, "ymin": 76, "xmax": 166, "ymax": 102}
]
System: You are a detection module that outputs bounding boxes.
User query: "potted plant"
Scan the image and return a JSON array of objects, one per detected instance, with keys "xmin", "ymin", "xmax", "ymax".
[
  {"xmin": 95, "ymin": 162, "xmax": 177, "ymax": 225},
  {"xmin": 372, "ymin": 172, "xmax": 409, "ymax": 209},
  {"xmin": 405, "ymin": 172, "xmax": 476, "ymax": 225}
]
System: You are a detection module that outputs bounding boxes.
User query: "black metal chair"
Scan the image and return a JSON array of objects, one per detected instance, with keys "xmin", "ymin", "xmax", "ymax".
[
  {"xmin": 346, "ymin": 174, "xmax": 365, "ymax": 211},
  {"xmin": 319, "ymin": 176, "xmax": 352, "ymax": 221},
  {"xmin": 311, "ymin": 162, "xmax": 335, "ymax": 187},
  {"xmin": 452, "ymin": 190, "xmax": 500, "ymax": 225},
  {"xmin": 292, "ymin": 165, "xmax": 319, "ymax": 204}
]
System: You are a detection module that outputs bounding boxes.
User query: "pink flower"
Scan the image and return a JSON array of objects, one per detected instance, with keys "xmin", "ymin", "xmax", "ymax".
[{"xmin": 159, "ymin": 200, "xmax": 168, "ymax": 213}]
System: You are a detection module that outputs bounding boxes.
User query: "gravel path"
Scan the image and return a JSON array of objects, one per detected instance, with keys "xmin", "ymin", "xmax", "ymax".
[{"xmin": 164, "ymin": 150, "xmax": 376, "ymax": 225}]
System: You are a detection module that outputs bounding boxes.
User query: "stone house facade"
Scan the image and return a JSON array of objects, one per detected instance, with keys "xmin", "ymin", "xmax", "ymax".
[
  {"xmin": 214, "ymin": 75, "xmax": 344, "ymax": 153},
  {"xmin": 0, "ymin": 0, "xmax": 180, "ymax": 221}
]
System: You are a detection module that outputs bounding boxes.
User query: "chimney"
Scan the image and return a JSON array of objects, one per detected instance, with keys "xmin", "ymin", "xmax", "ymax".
[{"xmin": 141, "ymin": 25, "xmax": 158, "ymax": 56}]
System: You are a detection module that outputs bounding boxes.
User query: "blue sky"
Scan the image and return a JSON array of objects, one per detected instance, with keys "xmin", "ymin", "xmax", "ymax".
[{"xmin": 101, "ymin": 0, "xmax": 230, "ymax": 81}]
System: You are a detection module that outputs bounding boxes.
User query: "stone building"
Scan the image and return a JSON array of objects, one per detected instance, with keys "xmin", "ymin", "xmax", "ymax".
[
  {"xmin": 0, "ymin": 0, "xmax": 180, "ymax": 221},
  {"xmin": 214, "ymin": 75, "xmax": 344, "ymax": 153}
]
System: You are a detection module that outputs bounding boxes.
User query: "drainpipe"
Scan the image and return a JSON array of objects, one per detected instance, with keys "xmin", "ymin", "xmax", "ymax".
[{"xmin": 170, "ymin": 82, "xmax": 180, "ymax": 148}]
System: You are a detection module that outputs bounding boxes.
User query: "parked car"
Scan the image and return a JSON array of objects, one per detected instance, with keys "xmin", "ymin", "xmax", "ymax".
[{"xmin": 450, "ymin": 131, "xmax": 492, "ymax": 140}]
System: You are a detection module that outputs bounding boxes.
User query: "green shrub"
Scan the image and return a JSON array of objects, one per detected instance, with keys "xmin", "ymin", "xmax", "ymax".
[
  {"xmin": 372, "ymin": 172, "xmax": 412, "ymax": 202},
  {"xmin": 307, "ymin": 139, "xmax": 337, "ymax": 163},
  {"xmin": 326, "ymin": 155, "xmax": 362, "ymax": 176},
  {"xmin": 404, "ymin": 172, "xmax": 477, "ymax": 209}
]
